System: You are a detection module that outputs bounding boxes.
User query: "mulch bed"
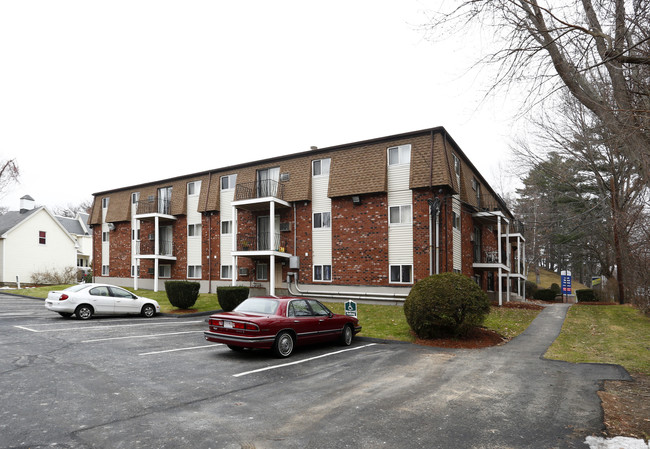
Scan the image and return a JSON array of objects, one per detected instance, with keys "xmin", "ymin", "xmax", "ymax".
[
  {"xmin": 599, "ymin": 374, "xmax": 650, "ymax": 441},
  {"xmin": 414, "ymin": 327, "xmax": 506, "ymax": 349}
]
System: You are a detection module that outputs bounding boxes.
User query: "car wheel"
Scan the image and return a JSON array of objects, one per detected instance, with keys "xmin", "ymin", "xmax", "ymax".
[
  {"xmin": 141, "ymin": 304, "xmax": 156, "ymax": 318},
  {"xmin": 58, "ymin": 312, "xmax": 73, "ymax": 318},
  {"xmin": 340, "ymin": 324, "xmax": 353, "ymax": 346},
  {"xmin": 227, "ymin": 345, "xmax": 244, "ymax": 352},
  {"xmin": 75, "ymin": 305, "xmax": 93, "ymax": 320},
  {"xmin": 272, "ymin": 331, "xmax": 295, "ymax": 358}
]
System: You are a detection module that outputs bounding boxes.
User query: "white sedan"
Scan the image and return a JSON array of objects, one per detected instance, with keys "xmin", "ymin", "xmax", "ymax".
[{"xmin": 45, "ymin": 283, "xmax": 160, "ymax": 320}]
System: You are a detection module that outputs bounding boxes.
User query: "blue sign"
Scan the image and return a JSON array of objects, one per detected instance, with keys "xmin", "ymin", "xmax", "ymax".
[
  {"xmin": 561, "ymin": 271, "xmax": 572, "ymax": 295},
  {"xmin": 345, "ymin": 300, "xmax": 357, "ymax": 317}
]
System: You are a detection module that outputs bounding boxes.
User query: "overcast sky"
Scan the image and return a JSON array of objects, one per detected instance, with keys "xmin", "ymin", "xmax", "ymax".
[{"xmin": 0, "ymin": 1, "xmax": 520, "ymax": 212}]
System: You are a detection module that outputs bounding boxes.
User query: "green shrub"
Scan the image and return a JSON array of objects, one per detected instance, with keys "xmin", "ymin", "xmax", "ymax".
[
  {"xmin": 164, "ymin": 281, "xmax": 200, "ymax": 309},
  {"xmin": 525, "ymin": 281, "xmax": 538, "ymax": 299},
  {"xmin": 533, "ymin": 288, "xmax": 557, "ymax": 302},
  {"xmin": 403, "ymin": 272, "xmax": 490, "ymax": 338},
  {"xmin": 550, "ymin": 283, "xmax": 561, "ymax": 295},
  {"xmin": 217, "ymin": 286, "xmax": 250, "ymax": 311},
  {"xmin": 576, "ymin": 289, "xmax": 596, "ymax": 302}
]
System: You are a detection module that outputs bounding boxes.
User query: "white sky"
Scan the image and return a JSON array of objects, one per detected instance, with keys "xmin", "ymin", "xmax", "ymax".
[{"xmin": 0, "ymin": 1, "xmax": 520, "ymax": 211}]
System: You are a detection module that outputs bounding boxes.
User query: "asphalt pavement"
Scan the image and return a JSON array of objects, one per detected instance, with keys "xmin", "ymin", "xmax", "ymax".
[{"xmin": 0, "ymin": 295, "xmax": 633, "ymax": 448}]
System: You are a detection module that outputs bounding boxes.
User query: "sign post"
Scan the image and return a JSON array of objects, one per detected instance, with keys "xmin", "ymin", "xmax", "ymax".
[
  {"xmin": 561, "ymin": 270, "xmax": 572, "ymax": 302},
  {"xmin": 345, "ymin": 300, "xmax": 357, "ymax": 317}
]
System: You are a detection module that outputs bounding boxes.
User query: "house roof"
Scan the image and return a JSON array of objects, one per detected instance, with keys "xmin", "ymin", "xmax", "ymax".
[
  {"xmin": 0, "ymin": 208, "xmax": 40, "ymax": 236},
  {"xmin": 56, "ymin": 216, "xmax": 88, "ymax": 236}
]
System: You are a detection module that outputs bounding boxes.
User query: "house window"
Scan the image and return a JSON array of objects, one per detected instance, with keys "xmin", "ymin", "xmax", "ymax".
[
  {"xmin": 132, "ymin": 229, "xmax": 140, "ymax": 241},
  {"xmin": 221, "ymin": 221, "xmax": 232, "ymax": 234},
  {"xmin": 187, "ymin": 265, "xmax": 202, "ymax": 279},
  {"xmin": 221, "ymin": 265, "xmax": 232, "ymax": 279},
  {"xmin": 131, "ymin": 192, "xmax": 139, "ymax": 204},
  {"xmin": 312, "ymin": 158, "xmax": 331, "ymax": 177},
  {"xmin": 187, "ymin": 181, "xmax": 200, "ymax": 196},
  {"xmin": 157, "ymin": 187, "xmax": 172, "ymax": 214},
  {"xmin": 102, "ymin": 198, "xmax": 109, "ymax": 209},
  {"xmin": 389, "ymin": 205, "xmax": 412, "ymax": 225},
  {"xmin": 38, "ymin": 231, "xmax": 46, "ymax": 245},
  {"xmin": 256, "ymin": 263, "xmax": 268, "ymax": 281},
  {"xmin": 102, "ymin": 231, "xmax": 109, "ymax": 242},
  {"xmin": 221, "ymin": 174, "xmax": 237, "ymax": 191},
  {"xmin": 452, "ymin": 211, "xmax": 461, "ymax": 229},
  {"xmin": 102, "ymin": 265, "xmax": 109, "ymax": 276},
  {"xmin": 388, "ymin": 145, "xmax": 411, "ymax": 166},
  {"xmin": 453, "ymin": 154, "xmax": 461, "ymax": 176},
  {"xmin": 390, "ymin": 265, "xmax": 412, "ymax": 283},
  {"xmin": 159, "ymin": 265, "xmax": 171, "ymax": 278},
  {"xmin": 313, "ymin": 212, "xmax": 331, "ymax": 229},
  {"xmin": 188, "ymin": 224, "xmax": 202, "ymax": 237},
  {"xmin": 314, "ymin": 265, "xmax": 332, "ymax": 281}
]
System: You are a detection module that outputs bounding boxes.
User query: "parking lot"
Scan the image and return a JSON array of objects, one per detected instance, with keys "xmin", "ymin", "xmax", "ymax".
[{"xmin": 0, "ymin": 293, "xmax": 631, "ymax": 448}]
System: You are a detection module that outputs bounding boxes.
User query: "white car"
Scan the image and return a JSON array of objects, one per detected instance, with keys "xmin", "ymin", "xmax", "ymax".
[{"xmin": 45, "ymin": 283, "xmax": 160, "ymax": 320}]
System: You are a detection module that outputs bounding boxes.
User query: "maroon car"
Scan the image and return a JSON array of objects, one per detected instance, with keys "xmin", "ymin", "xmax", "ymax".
[{"xmin": 204, "ymin": 296, "xmax": 362, "ymax": 357}]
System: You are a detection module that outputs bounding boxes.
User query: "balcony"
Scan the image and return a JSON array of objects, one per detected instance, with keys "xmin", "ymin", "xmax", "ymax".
[
  {"xmin": 135, "ymin": 197, "xmax": 173, "ymax": 217},
  {"xmin": 136, "ymin": 240, "xmax": 175, "ymax": 258},
  {"xmin": 236, "ymin": 233, "xmax": 285, "ymax": 252},
  {"xmin": 235, "ymin": 180, "xmax": 285, "ymax": 202}
]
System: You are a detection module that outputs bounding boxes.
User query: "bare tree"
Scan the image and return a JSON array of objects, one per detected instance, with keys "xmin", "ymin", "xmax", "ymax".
[
  {"xmin": 52, "ymin": 199, "xmax": 93, "ymax": 218},
  {"xmin": 0, "ymin": 159, "xmax": 19, "ymax": 201}
]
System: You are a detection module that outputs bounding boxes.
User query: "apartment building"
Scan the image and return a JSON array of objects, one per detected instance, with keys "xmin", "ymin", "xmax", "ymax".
[{"xmin": 89, "ymin": 127, "xmax": 526, "ymax": 304}]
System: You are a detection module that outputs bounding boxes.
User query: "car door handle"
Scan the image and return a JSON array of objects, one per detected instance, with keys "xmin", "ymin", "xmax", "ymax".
[{"xmin": 293, "ymin": 320, "xmax": 300, "ymax": 323}]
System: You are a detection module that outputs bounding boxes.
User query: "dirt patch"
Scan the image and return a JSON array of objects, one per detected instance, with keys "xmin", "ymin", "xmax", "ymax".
[
  {"xmin": 167, "ymin": 308, "xmax": 199, "ymax": 314},
  {"xmin": 492, "ymin": 301, "xmax": 545, "ymax": 310},
  {"xmin": 599, "ymin": 374, "xmax": 650, "ymax": 441},
  {"xmin": 414, "ymin": 327, "xmax": 506, "ymax": 349}
]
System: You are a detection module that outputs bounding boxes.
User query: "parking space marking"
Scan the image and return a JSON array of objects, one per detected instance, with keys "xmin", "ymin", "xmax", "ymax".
[
  {"xmin": 14, "ymin": 320, "xmax": 204, "ymax": 333},
  {"xmin": 139, "ymin": 344, "xmax": 221, "ymax": 356},
  {"xmin": 233, "ymin": 343, "xmax": 378, "ymax": 377},
  {"xmin": 83, "ymin": 331, "xmax": 204, "ymax": 343}
]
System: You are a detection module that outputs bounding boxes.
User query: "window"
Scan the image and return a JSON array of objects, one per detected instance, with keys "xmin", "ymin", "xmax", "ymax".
[
  {"xmin": 188, "ymin": 223, "xmax": 202, "ymax": 237},
  {"xmin": 187, "ymin": 181, "xmax": 200, "ymax": 196},
  {"xmin": 453, "ymin": 154, "xmax": 461, "ymax": 176},
  {"xmin": 256, "ymin": 263, "xmax": 268, "ymax": 281},
  {"xmin": 102, "ymin": 198, "xmax": 109, "ymax": 209},
  {"xmin": 221, "ymin": 220, "xmax": 232, "ymax": 234},
  {"xmin": 473, "ymin": 178, "xmax": 481, "ymax": 205},
  {"xmin": 102, "ymin": 265, "xmax": 109, "ymax": 276},
  {"xmin": 312, "ymin": 158, "xmax": 331, "ymax": 176},
  {"xmin": 187, "ymin": 265, "xmax": 202, "ymax": 279},
  {"xmin": 102, "ymin": 231, "xmax": 109, "ymax": 242},
  {"xmin": 288, "ymin": 299, "xmax": 311, "ymax": 317},
  {"xmin": 313, "ymin": 212, "xmax": 331, "ymax": 229},
  {"xmin": 221, "ymin": 265, "xmax": 232, "ymax": 279},
  {"xmin": 388, "ymin": 145, "xmax": 411, "ymax": 166},
  {"xmin": 160, "ymin": 265, "xmax": 171, "ymax": 278},
  {"xmin": 131, "ymin": 192, "xmax": 139, "ymax": 204},
  {"xmin": 314, "ymin": 265, "xmax": 332, "ymax": 281},
  {"xmin": 158, "ymin": 187, "xmax": 172, "ymax": 214},
  {"xmin": 452, "ymin": 211, "xmax": 461, "ymax": 229},
  {"xmin": 389, "ymin": 205, "xmax": 412, "ymax": 225},
  {"xmin": 221, "ymin": 174, "xmax": 237, "ymax": 191},
  {"xmin": 38, "ymin": 231, "xmax": 46, "ymax": 245},
  {"xmin": 132, "ymin": 229, "xmax": 140, "ymax": 241},
  {"xmin": 390, "ymin": 265, "xmax": 412, "ymax": 283}
]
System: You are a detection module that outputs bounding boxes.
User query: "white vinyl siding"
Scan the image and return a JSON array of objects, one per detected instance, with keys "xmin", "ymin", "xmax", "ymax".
[
  {"xmin": 187, "ymin": 181, "xmax": 202, "ymax": 267},
  {"xmin": 311, "ymin": 172, "xmax": 332, "ymax": 268},
  {"xmin": 101, "ymin": 201, "xmax": 110, "ymax": 274},
  {"xmin": 131, "ymin": 192, "xmax": 140, "ymax": 278},
  {"xmin": 453, "ymin": 196, "xmax": 461, "ymax": 271},
  {"xmin": 220, "ymin": 185, "xmax": 235, "ymax": 274},
  {"xmin": 387, "ymin": 146, "xmax": 413, "ymax": 278}
]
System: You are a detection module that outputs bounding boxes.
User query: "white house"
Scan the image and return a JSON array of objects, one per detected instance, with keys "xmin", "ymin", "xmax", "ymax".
[{"xmin": 0, "ymin": 195, "xmax": 86, "ymax": 285}]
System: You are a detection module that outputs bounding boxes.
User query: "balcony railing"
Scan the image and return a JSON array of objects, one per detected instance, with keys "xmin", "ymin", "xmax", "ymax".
[
  {"xmin": 136, "ymin": 240, "xmax": 174, "ymax": 257},
  {"xmin": 136, "ymin": 197, "xmax": 172, "ymax": 215},
  {"xmin": 237, "ymin": 233, "xmax": 283, "ymax": 252},
  {"xmin": 234, "ymin": 180, "xmax": 285, "ymax": 202}
]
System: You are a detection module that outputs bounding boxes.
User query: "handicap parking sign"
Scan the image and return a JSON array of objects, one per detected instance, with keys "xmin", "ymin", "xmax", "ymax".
[{"xmin": 345, "ymin": 300, "xmax": 357, "ymax": 317}]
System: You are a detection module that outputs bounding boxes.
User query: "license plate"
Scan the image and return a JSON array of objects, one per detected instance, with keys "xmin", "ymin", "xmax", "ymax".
[{"xmin": 224, "ymin": 321, "xmax": 234, "ymax": 328}]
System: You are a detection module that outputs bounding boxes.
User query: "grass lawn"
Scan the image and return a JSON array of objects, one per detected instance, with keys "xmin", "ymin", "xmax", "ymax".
[{"xmin": 545, "ymin": 305, "xmax": 650, "ymax": 375}]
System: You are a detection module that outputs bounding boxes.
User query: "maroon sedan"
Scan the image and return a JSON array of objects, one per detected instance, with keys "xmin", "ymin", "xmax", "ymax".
[{"xmin": 204, "ymin": 297, "xmax": 362, "ymax": 357}]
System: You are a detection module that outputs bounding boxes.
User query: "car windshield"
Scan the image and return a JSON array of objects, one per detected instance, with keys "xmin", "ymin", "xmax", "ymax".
[
  {"xmin": 234, "ymin": 298, "xmax": 279, "ymax": 315},
  {"xmin": 64, "ymin": 284, "xmax": 89, "ymax": 293}
]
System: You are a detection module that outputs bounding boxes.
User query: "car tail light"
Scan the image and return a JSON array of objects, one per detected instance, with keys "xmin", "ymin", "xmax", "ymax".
[
  {"xmin": 59, "ymin": 294, "xmax": 69, "ymax": 301},
  {"xmin": 210, "ymin": 319, "xmax": 223, "ymax": 326},
  {"xmin": 233, "ymin": 322, "xmax": 259, "ymax": 331}
]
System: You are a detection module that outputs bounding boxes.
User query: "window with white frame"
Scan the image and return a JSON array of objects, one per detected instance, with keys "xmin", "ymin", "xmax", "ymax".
[
  {"xmin": 188, "ymin": 223, "xmax": 202, "ymax": 237},
  {"xmin": 131, "ymin": 192, "xmax": 139, "ymax": 204},
  {"xmin": 390, "ymin": 265, "xmax": 412, "ymax": 283},
  {"xmin": 453, "ymin": 154, "xmax": 461, "ymax": 176},
  {"xmin": 132, "ymin": 229, "xmax": 140, "ymax": 241},
  {"xmin": 314, "ymin": 265, "xmax": 332, "ymax": 281},
  {"xmin": 312, "ymin": 158, "xmax": 331, "ymax": 177},
  {"xmin": 221, "ymin": 265, "xmax": 232, "ymax": 279},
  {"xmin": 313, "ymin": 212, "xmax": 331, "ymax": 229},
  {"xmin": 256, "ymin": 263, "xmax": 268, "ymax": 281},
  {"xmin": 187, "ymin": 265, "xmax": 202, "ymax": 279},
  {"xmin": 221, "ymin": 220, "xmax": 232, "ymax": 234},
  {"xmin": 160, "ymin": 265, "xmax": 171, "ymax": 278},
  {"xmin": 39, "ymin": 231, "xmax": 46, "ymax": 245},
  {"xmin": 187, "ymin": 181, "xmax": 200, "ymax": 196},
  {"xmin": 102, "ymin": 197, "xmax": 109, "ymax": 209},
  {"xmin": 102, "ymin": 265, "xmax": 109, "ymax": 276},
  {"xmin": 452, "ymin": 211, "xmax": 461, "ymax": 229},
  {"xmin": 389, "ymin": 205, "xmax": 412, "ymax": 225},
  {"xmin": 221, "ymin": 174, "xmax": 237, "ymax": 190},
  {"xmin": 388, "ymin": 145, "xmax": 411, "ymax": 166},
  {"xmin": 102, "ymin": 231, "xmax": 109, "ymax": 242}
]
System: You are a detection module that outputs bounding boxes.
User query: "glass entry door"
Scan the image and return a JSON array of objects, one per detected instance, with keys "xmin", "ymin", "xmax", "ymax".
[{"xmin": 257, "ymin": 215, "xmax": 280, "ymax": 251}]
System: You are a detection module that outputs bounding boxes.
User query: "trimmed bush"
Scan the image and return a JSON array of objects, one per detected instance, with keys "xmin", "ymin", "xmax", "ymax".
[
  {"xmin": 525, "ymin": 281, "xmax": 538, "ymax": 299},
  {"xmin": 217, "ymin": 286, "xmax": 250, "ymax": 312},
  {"xmin": 576, "ymin": 289, "xmax": 596, "ymax": 302},
  {"xmin": 165, "ymin": 281, "xmax": 200, "ymax": 309},
  {"xmin": 403, "ymin": 272, "xmax": 490, "ymax": 338},
  {"xmin": 533, "ymin": 288, "xmax": 557, "ymax": 302},
  {"xmin": 550, "ymin": 283, "xmax": 561, "ymax": 295}
]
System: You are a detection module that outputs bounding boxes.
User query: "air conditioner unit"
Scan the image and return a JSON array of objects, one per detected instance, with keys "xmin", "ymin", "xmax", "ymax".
[
  {"xmin": 279, "ymin": 222, "xmax": 291, "ymax": 232},
  {"xmin": 280, "ymin": 173, "xmax": 290, "ymax": 182},
  {"xmin": 289, "ymin": 256, "xmax": 300, "ymax": 269},
  {"xmin": 239, "ymin": 267, "xmax": 249, "ymax": 276}
]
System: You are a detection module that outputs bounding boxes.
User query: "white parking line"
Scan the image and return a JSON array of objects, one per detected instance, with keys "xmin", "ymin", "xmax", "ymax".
[
  {"xmin": 14, "ymin": 320, "xmax": 204, "ymax": 333},
  {"xmin": 233, "ymin": 343, "xmax": 378, "ymax": 377},
  {"xmin": 139, "ymin": 344, "xmax": 221, "ymax": 356},
  {"xmin": 83, "ymin": 331, "xmax": 204, "ymax": 343}
]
